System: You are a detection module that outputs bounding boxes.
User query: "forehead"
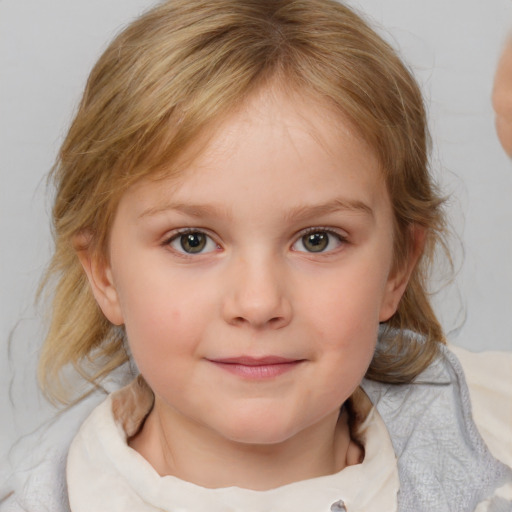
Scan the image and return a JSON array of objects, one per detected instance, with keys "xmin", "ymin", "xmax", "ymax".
[
  {"xmin": 199, "ymin": 86, "xmax": 374, "ymax": 167},
  {"xmin": 121, "ymin": 86, "xmax": 388, "ymax": 220}
]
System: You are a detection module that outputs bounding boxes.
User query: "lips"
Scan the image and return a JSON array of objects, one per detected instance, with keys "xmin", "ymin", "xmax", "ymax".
[
  {"xmin": 210, "ymin": 356, "xmax": 298, "ymax": 365},
  {"xmin": 206, "ymin": 356, "xmax": 305, "ymax": 379}
]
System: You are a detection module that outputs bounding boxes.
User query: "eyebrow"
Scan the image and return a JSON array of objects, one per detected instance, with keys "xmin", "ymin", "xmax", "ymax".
[
  {"xmin": 139, "ymin": 202, "xmax": 230, "ymax": 219},
  {"xmin": 139, "ymin": 198, "xmax": 373, "ymax": 221},
  {"xmin": 283, "ymin": 198, "xmax": 374, "ymax": 223}
]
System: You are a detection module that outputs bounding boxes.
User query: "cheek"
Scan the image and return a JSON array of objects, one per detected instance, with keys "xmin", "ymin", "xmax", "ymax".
[
  {"xmin": 125, "ymin": 305, "xmax": 200, "ymax": 400},
  {"xmin": 114, "ymin": 255, "xmax": 206, "ymax": 332},
  {"xmin": 301, "ymin": 267, "xmax": 388, "ymax": 332},
  {"xmin": 118, "ymin": 271, "xmax": 223, "ymax": 386},
  {"xmin": 294, "ymin": 265, "xmax": 384, "ymax": 372},
  {"xmin": 116, "ymin": 284, "xmax": 196, "ymax": 372}
]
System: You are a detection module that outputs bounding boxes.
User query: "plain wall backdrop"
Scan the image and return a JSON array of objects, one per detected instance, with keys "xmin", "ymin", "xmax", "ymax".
[{"xmin": 1, "ymin": 0, "xmax": 512, "ymax": 461}]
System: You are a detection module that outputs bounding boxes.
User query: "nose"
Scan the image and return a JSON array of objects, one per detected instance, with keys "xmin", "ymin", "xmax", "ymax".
[{"xmin": 222, "ymin": 254, "xmax": 292, "ymax": 330}]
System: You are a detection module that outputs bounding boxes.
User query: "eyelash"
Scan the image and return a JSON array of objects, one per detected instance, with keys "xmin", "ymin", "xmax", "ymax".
[
  {"xmin": 162, "ymin": 226, "xmax": 348, "ymax": 257},
  {"xmin": 163, "ymin": 228, "xmax": 220, "ymax": 257},
  {"xmin": 292, "ymin": 227, "xmax": 348, "ymax": 254}
]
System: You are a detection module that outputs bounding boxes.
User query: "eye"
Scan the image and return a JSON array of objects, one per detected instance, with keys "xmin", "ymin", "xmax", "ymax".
[
  {"xmin": 292, "ymin": 229, "xmax": 345, "ymax": 253},
  {"xmin": 168, "ymin": 230, "xmax": 218, "ymax": 254}
]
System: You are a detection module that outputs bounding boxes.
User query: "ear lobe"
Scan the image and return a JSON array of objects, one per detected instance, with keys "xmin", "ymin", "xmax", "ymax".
[
  {"xmin": 379, "ymin": 225, "xmax": 426, "ymax": 322},
  {"xmin": 74, "ymin": 233, "xmax": 124, "ymax": 326}
]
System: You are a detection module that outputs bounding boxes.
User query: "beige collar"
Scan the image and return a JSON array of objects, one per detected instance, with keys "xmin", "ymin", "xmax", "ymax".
[{"xmin": 67, "ymin": 377, "xmax": 398, "ymax": 512}]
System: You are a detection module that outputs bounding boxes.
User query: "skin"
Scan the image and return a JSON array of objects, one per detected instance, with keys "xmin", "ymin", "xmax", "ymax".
[
  {"xmin": 78, "ymin": 86, "xmax": 421, "ymax": 490},
  {"xmin": 493, "ymin": 38, "xmax": 512, "ymax": 156}
]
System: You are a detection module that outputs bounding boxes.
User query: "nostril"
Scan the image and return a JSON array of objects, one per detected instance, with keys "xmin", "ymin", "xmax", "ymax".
[
  {"xmin": 228, "ymin": 315, "xmax": 288, "ymax": 329},
  {"xmin": 222, "ymin": 282, "xmax": 292, "ymax": 329}
]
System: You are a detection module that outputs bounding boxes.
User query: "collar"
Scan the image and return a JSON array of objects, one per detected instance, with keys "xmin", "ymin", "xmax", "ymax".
[{"xmin": 67, "ymin": 377, "xmax": 398, "ymax": 512}]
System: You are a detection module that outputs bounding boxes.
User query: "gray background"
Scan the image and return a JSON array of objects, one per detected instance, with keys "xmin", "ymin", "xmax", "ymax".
[{"xmin": 1, "ymin": 0, "xmax": 512, "ymax": 462}]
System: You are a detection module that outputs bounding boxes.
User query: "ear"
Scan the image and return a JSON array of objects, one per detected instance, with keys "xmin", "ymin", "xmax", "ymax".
[
  {"xmin": 379, "ymin": 225, "xmax": 426, "ymax": 322},
  {"xmin": 74, "ymin": 232, "xmax": 124, "ymax": 326}
]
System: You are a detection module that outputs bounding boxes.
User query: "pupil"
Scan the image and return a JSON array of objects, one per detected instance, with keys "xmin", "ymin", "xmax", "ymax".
[
  {"xmin": 181, "ymin": 233, "xmax": 206, "ymax": 253},
  {"xmin": 304, "ymin": 232, "xmax": 328, "ymax": 252}
]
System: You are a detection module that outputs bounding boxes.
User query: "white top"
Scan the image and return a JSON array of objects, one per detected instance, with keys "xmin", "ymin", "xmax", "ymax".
[
  {"xmin": 67, "ymin": 381, "xmax": 398, "ymax": 512},
  {"xmin": 65, "ymin": 345, "xmax": 512, "ymax": 512}
]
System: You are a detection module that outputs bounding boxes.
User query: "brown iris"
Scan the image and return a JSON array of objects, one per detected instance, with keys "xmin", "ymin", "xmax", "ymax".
[
  {"xmin": 180, "ymin": 232, "xmax": 207, "ymax": 253},
  {"xmin": 302, "ymin": 232, "xmax": 329, "ymax": 252}
]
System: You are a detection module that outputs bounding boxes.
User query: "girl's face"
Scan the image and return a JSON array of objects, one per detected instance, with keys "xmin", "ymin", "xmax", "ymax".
[{"xmin": 87, "ymin": 87, "xmax": 412, "ymax": 447}]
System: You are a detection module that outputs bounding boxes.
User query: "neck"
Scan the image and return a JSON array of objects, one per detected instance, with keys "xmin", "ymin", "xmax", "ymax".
[{"xmin": 129, "ymin": 399, "xmax": 362, "ymax": 490}]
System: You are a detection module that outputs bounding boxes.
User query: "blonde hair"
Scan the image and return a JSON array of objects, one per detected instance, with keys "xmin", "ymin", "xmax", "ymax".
[{"xmin": 39, "ymin": 0, "xmax": 447, "ymax": 403}]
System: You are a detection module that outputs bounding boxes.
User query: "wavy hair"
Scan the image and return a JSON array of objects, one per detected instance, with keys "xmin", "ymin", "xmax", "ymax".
[{"xmin": 38, "ymin": 0, "xmax": 448, "ymax": 403}]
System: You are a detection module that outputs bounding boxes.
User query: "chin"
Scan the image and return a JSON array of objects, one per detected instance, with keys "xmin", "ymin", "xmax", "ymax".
[{"xmin": 214, "ymin": 414, "xmax": 303, "ymax": 446}]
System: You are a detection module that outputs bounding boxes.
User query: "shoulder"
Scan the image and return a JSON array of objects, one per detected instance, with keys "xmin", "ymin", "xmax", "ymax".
[
  {"xmin": 0, "ymin": 393, "xmax": 104, "ymax": 512},
  {"xmin": 361, "ymin": 340, "xmax": 512, "ymax": 511},
  {"xmin": 449, "ymin": 344, "xmax": 512, "ymax": 468}
]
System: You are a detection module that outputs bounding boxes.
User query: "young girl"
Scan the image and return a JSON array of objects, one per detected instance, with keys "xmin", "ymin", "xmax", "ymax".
[{"xmin": 2, "ymin": 0, "xmax": 512, "ymax": 511}]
